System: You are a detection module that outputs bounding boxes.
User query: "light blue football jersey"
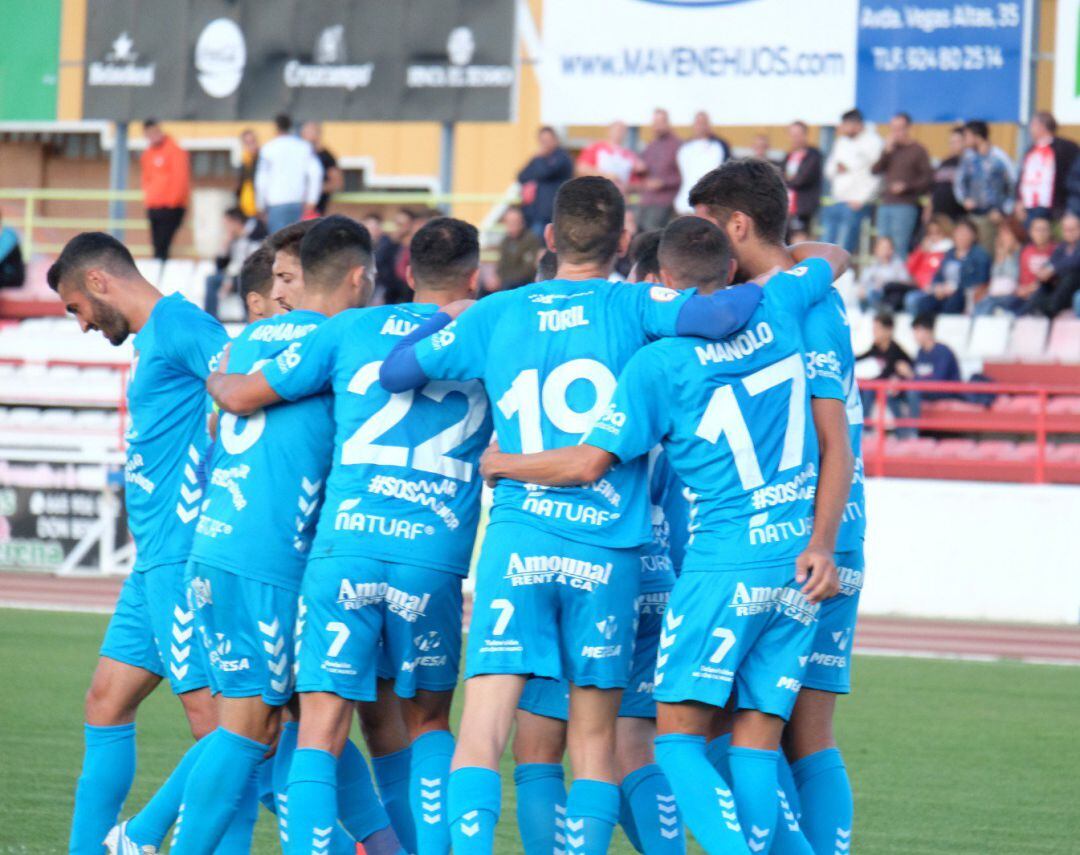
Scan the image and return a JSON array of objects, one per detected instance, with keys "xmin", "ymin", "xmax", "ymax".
[
  {"xmin": 125, "ymin": 294, "xmax": 228, "ymax": 571},
  {"xmin": 411, "ymin": 279, "xmax": 721, "ymax": 549},
  {"xmin": 189, "ymin": 310, "xmax": 334, "ymax": 591},
  {"xmin": 586, "ymin": 259, "xmax": 836, "ymax": 571},
  {"xmin": 802, "ymin": 291, "xmax": 866, "ymax": 551},
  {"xmin": 652, "ymin": 447, "xmax": 690, "ymax": 574},
  {"xmin": 640, "ymin": 447, "xmax": 678, "ymax": 593},
  {"xmin": 262, "ymin": 303, "xmax": 493, "ymax": 575}
]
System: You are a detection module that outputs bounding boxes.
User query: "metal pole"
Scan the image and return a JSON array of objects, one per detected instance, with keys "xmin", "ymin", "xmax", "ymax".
[
  {"xmin": 439, "ymin": 121, "xmax": 455, "ymax": 214},
  {"xmin": 108, "ymin": 121, "xmax": 129, "ymax": 240},
  {"xmin": 1016, "ymin": 0, "xmax": 1039, "ymax": 158}
]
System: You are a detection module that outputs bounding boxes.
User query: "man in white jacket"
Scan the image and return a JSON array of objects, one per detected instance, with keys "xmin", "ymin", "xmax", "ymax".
[
  {"xmin": 822, "ymin": 108, "xmax": 882, "ymax": 253},
  {"xmin": 675, "ymin": 111, "xmax": 730, "ymax": 214},
  {"xmin": 255, "ymin": 114, "xmax": 324, "ymax": 233}
]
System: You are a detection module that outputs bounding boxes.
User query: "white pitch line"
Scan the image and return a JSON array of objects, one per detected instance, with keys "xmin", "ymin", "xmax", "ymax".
[
  {"xmin": 857, "ymin": 646, "xmax": 1080, "ymax": 667},
  {"xmin": 0, "ymin": 600, "xmax": 113, "ymax": 615}
]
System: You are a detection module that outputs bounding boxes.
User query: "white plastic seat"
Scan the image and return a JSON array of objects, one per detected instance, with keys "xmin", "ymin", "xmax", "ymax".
[
  {"xmin": 968, "ymin": 315, "xmax": 1012, "ymax": 360},
  {"xmin": 934, "ymin": 315, "xmax": 972, "ymax": 360}
]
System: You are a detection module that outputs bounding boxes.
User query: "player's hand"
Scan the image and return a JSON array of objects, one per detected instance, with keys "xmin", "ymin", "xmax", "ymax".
[
  {"xmin": 796, "ymin": 546, "xmax": 839, "ymax": 603},
  {"xmin": 480, "ymin": 440, "xmax": 503, "ymax": 488}
]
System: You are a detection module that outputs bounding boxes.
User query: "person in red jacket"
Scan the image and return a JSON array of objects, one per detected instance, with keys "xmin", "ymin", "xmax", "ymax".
[{"xmin": 141, "ymin": 118, "xmax": 191, "ymax": 263}]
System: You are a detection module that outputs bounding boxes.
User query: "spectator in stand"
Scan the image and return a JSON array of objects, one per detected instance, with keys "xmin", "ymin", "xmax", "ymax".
[
  {"xmin": 235, "ymin": 128, "xmax": 260, "ymax": 219},
  {"xmin": 1018, "ymin": 216, "xmax": 1056, "ymax": 307},
  {"xmin": 750, "ymin": 132, "xmax": 782, "ymax": 168},
  {"xmin": 388, "ymin": 208, "xmax": 437, "ymax": 305},
  {"xmin": 782, "ymin": 120, "xmax": 823, "ymax": 235},
  {"xmin": 612, "ymin": 208, "xmax": 642, "ymax": 280},
  {"xmin": 493, "ymin": 205, "xmax": 543, "ymax": 292},
  {"xmin": 535, "ymin": 249, "xmax": 558, "ymax": 282},
  {"xmin": 1017, "ymin": 111, "xmax": 1078, "ymax": 226},
  {"xmin": 140, "ymin": 118, "xmax": 190, "ymax": 265},
  {"xmin": 255, "ymin": 114, "xmax": 323, "ymax": 233},
  {"xmin": 906, "ymin": 215, "xmax": 954, "ymax": 294},
  {"xmin": 204, "ymin": 207, "xmax": 268, "ymax": 319},
  {"xmin": 363, "ymin": 211, "xmax": 404, "ymax": 306},
  {"xmin": 576, "ymin": 121, "xmax": 636, "ymax": 193},
  {"xmin": 822, "ymin": 108, "xmax": 883, "ymax": 252},
  {"xmin": 953, "ymin": 119, "xmax": 1016, "ymax": 252},
  {"xmin": 518, "ymin": 126, "xmax": 573, "ymax": 237},
  {"xmin": 627, "ymin": 229, "xmax": 661, "ymax": 283},
  {"xmin": 909, "ymin": 312, "xmax": 962, "ymax": 433},
  {"xmin": 0, "ymin": 210, "xmax": 25, "ymax": 288},
  {"xmin": 856, "ymin": 310, "xmax": 915, "ymax": 431},
  {"xmin": 301, "ymin": 121, "xmax": 343, "ymax": 216},
  {"xmin": 857, "ymin": 235, "xmax": 909, "ymax": 311},
  {"xmin": 675, "ymin": 111, "xmax": 730, "ymax": 214},
  {"xmin": 1029, "ymin": 211, "xmax": 1080, "ymax": 317},
  {"xmin": 872, "ymin": 112, "xmax": 933, "ymax": 259},
  {"xmin": 635, "ymin": 107, "xmax": 682, "ymax": 230},
  {"xmin": 908, "ymin": 217, "xmax": 990, "ymax": 315},
  {"xmin": 929, "ymin": 126, "xmax": 966, "ymax": 223},
  {"xmin": 975, "ymin": 222, "xmax": 1024, "ymax": 316}
]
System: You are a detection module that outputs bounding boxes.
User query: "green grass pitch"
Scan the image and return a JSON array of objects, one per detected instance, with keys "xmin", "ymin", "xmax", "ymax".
[{"xmin": 1, "ymin": 608, "xmax": 1077, "ymax": 854}]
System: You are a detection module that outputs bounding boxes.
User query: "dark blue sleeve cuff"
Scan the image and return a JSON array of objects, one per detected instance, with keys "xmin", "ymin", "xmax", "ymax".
[
  {"xmin": 378, "ymin": 311, "xmax": 452, "ymax": 392},
  {"xmin": 675, "ymin": 282, "xmax": 763, "ymax": 339}
]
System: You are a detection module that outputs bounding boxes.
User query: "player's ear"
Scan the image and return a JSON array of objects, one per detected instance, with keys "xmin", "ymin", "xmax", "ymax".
[
  {"xmin": 467, "ymin": 268, "xmax": 481, "ymax": 296},
  {"xmin": 85, "ymin": 268, "xmax": 108, "ymax": 297},
  {"xmin": 727, "ymin": 257, "xmax": 738, "ymax": 285},
  {"xmin": 405, "ymin": 264, "xmax": 416, "ymax": 293},
  {"xmin": 543, "ymin": 222, "xmax": 556, "ymax": 253},
  {"xmin": 728, "ymin": 211, "xmax": 750, "ymax": 244},
  {"xmin": 659, "ymin": 267, "xmax": 678, "ymax": 290}
]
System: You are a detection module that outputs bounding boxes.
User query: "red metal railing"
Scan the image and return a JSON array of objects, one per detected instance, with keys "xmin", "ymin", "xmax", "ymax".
[{"xmin": 860, "ymin": 378, "xmax": 1080, "ymax": 484}]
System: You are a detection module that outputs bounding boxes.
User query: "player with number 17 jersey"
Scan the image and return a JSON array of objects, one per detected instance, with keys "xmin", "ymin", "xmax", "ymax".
[
  {"xmin": 392, "ymin": 277, "xmax": 762, "ymax": 688},
  {"xmin": 187, "ymin": 309, "xmax": 333, "ymax": 705},
  {"xmin": 584, "ymin": 258, "xmax": 836, "ymax": 718},
  {"xmin": 260, "ymin": 303, "xmax": 493, "ymax": 702}
]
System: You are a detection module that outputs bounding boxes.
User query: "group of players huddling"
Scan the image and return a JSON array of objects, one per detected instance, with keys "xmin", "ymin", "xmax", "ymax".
[{"xmin": 53, "ymin": 158, "xmax": 864, "ymax": 855}]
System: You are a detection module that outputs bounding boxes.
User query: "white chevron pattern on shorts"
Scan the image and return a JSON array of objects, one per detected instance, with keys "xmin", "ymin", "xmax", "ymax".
[
  {"xmin": 260, "ymin": 615, "xmax": 292, "ymax": 694},
  {"xmin": 169, "ymin": 605, "xmax": 195, "ymax": 682}
]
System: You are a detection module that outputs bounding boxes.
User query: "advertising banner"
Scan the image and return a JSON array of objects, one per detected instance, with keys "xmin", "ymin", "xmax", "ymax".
[
  {"xmin": 540, "ymin": 0, "xmax": 859, "ymax": 126},
  {"xmin": 1054, "ymin": 0, "xmax": 1080, "ymax": 124},
  {"xmin": 82, "ymin": 0, "xmax": 516, "ymax": 122},
  {"xmin": 0, "ymin": 0, "xmax": 61, "ymax": 120},
  {"xmin": 856, "ymin": 0, "xmax": 1031, "ymax": 124}
]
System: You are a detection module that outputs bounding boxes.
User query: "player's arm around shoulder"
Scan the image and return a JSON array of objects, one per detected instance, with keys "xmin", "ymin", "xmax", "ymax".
[
  {"xmin": 379, "ymin": 298, "xmax": 478, "ymax": 392},
  {"xmin": 480, "ymin": 440, "xmax": 616, "ymax": 488},
  {"xmin": 206, "ymin": 340, "xmax": 282, "ymax": 416},
  {"xmin": 777, "ymin": 243, "xmax": 852, "ymax": 315}
]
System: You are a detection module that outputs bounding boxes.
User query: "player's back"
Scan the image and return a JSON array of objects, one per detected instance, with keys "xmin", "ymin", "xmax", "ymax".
[
  {"xmin": 309, "ymin": 304, "xmax": 492, "ymax": 574},
  {"xmin": 191, "ymin": 310, "xmax": 333, "ymax": 590},
  {"xmin": 479, "ymin": 277, "xmax": 677, "ymax": 548},
  {"xmin": 603, "ymin": 262, "xmax": 834, "ymax": 572},
  {"xmin": 124, "ymin": 293, "xmax": 227, "ymax": 569}
]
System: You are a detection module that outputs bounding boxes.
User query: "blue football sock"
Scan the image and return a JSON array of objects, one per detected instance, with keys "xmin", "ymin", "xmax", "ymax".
[
  {"xmin": 372, "ymin": 747, "xmax": 416, "ymax": 853},
  {"xmin": 778, "ymin": 754, "xmax": 803, "ymax": 822},
  {"xmin": 69, "ymin": 722, "xmax": 136, "ymax": 855},
  {"xmin": 565, "ymin": 779, "xmax": 620, "ymax": 855},
  {"xmin": 619, "ymin": 790, "xmax": 643, "ymax": 853},
  {"xmin": 729, "ymin": 746, "xmax": 785, "ymax": 855},
  {"xmin": 513, "ymin": 763, "xmax": 566, "ymax": 855},
  {"xmin": 622, "ymin": 764, "xmax": 685, "ymax": 854},
  {"xmin": 126, "ymin": 733, "xmax": 212, "ymax": 847},
  {"xmin": 273, "ymin": 721, "xmax": 298, "ymax": 849},
  {"xmin": 410, "ymin": 730, "xmax": 455, "ymax": 855},
  {"xmin": 287, "ymin": 748, "xmax": 339, "ymax": 855},
  {"xmin": 213, "ymin": 766, "xmax": 261, "ymax": 854},
  {"xmin": 791, "ymin": 748, "xmax": 853, "ymax": 855},
  {"xmin": 448, "ymin": 767, "xmax": 501, "ymax": 855},
  {"xmin": 170, "ymin": 727, "xmax": 269, "ymax": 854},
  {"xmin": 339, "ymin": 738, "xmax": 393, "ymax": 843},
  {"xmin": 257, "ymin": 756, "xmax": 277, "ymax": 814},
  {"xmin": 704, "ymin": 732, "xmax": 733, "ymax": 783},
  {"xmin": 654, "ymin": 733, "xmax": 747, "ymax": 853}
]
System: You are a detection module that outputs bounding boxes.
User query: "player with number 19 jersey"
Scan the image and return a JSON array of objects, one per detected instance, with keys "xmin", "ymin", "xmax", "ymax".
[
  {"xmin": 584, "ymin": 259, "xmax": 835, "ymax": 719},
  {"xmin": 260, "ymin": 303, "xmax": 493, "ymax": 701},
  {"xmin": 187, "ymin": 310, "xmax": 333, "ymax": 705},
  {"xmin": 800, "ymin": 291, "xmax": 865, "ymax": 694},
  {"xmin": 405, "ymin": 278, "xmax": 760, "ymax": 689}
]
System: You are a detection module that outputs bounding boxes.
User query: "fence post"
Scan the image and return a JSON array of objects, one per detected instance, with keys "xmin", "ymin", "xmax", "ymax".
[
  {"xmin": 1034, "ymin": 388, "xmax": 1047, "ymax": 484},
  {"xmin": 875, "ymin": 383, "xmax": 886, "ymax": 477},
  {"xmin": 23, "ymin": 192, "xmax": 35, "ymax": 259}
]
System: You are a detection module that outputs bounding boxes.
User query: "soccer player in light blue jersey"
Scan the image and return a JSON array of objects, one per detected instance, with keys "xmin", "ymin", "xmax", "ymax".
[
  {"xmin": 475, "ymin": 217, "xmax": 850, "ymax": 855},
  {"xmin": 378, "ymin": 177, "xmax": 766, "ymax": 855},
  {"xmin": 691, "ymin": 159, "xmax": 865, "ymax": 854},
  {"xmin": 47, "ymin": 233, "xmax": 228, "ymax": 854},
  {"xmin": 211, "ymin": 216, "xmax": 493, "ymax": 855}
]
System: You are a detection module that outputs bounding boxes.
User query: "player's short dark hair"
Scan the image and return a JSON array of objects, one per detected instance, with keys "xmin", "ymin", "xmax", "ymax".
[
  {"xmin": 224, "ymin": 206, "xmax": 246, "ymax": 223},
  {"xmin": 275, "ymin": 113, "xmax": 292, "ymax": 133},
  {"xmin": 409, "ymin": 217, "xmax": 479, "ymax": 290},
  {"xmin": 299, "ymin": 215, "xmax": 372, "ymax": 293},
  {"xmin": 552, "ymin": 176, "xmax": 625, "ymax": 265},
  {"xmin": 912, "ymin": 312, "xmax": 936, "ymax": 332},
  {"xmin": 841, "ymin": 108, "xmax": 863, "ymax": 124},
  {"xmin": 874, "ymin": 309, "xmax": 895, "ymax": 329},
  {"xmin": 238, "ymin": 246, "xmax": 274, "ymax": 302},
  {"xmin": 658, "ymin": 217, "xmax": 733, "ymax": 293},
  {"xmin": 628, "ymin": 229, "xmax": 662, "ymax": 283},
  {"xmin": 47, "ymin": 232, "xmax": 137, "ymax": 292},
  {"xmin": 689, "ymin": 158, "xmax": 788, "ymax": 246},
  {"xmin": 536, "ymin": 250, "xmax": 558, "ymax": 281},
  {"xmin": 266, "ymin": 219, "xmax": 318, "ymax": 260},
  {"xmin": 1034, "ymin": 110, "xmax": 1058, "ymax": 134},
  {"xmin": 964, "ymin": 119, "xmax": 989, "ymax": 140}
]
